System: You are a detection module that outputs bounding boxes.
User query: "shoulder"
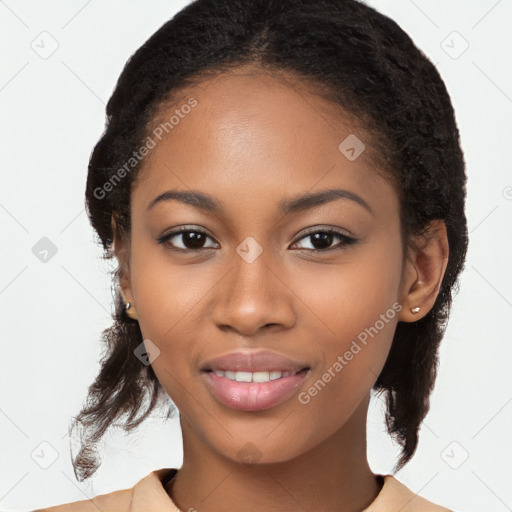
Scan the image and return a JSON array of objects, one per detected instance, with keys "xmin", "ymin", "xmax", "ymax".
[
  {"xmin": 33, "ymin": 486, "xmax": 133, "ymax": 512},
  {"xmin": 32, "ymin": 468, "xmax": 173, "ymax": 512},
  {"xmin": 366, "ymin": 475, "xmax": 453, "ymax": 512}
]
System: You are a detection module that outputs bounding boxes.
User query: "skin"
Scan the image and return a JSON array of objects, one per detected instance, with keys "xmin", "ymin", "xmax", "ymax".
[{"xmin": 113, "ymin": 65, "xmax": 449, "ymax": 512}]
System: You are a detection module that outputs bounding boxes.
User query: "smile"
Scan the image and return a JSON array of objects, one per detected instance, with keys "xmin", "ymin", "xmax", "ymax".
[
  {"xmin": 210, "ymin": 369, "xmax": 301, "ymax": 383},
  {"xmin": 203, "ymin": 368, "xmax": 310, "ymax": 412}
]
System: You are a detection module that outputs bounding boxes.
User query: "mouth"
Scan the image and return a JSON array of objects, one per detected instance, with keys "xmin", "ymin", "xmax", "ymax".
[
  {"xmin": 201, "ymin": 350, "xmax": 311, "ymax": 412},
  {"xmin": 200, "ymin": 350, "xmax": 311, "ymax": 411},
  {"xmin": 202, "ymin": 368, "xmax": 310, "ymax": 412},
  {"xmin": 204, "ymin": 368, "xmax": 309, "ymax": 383}
]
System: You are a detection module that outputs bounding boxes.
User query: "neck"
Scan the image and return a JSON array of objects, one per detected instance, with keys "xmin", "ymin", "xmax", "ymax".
[{"xmin": 167, "ymin": 396, "xmax": 381, "ymax": 512}]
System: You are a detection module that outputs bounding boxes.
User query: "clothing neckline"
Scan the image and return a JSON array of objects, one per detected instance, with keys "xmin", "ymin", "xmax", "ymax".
[
  {"xmin": 160, "ymin": 467, "xmax": 178, "ymax": 488},
  {"xmin": 155, "ymin": 468, "xmax": 388, "ymax": 511},
  {"xmin": 132, "ymin": 467, "xmax": 451, "ymax": 511}
]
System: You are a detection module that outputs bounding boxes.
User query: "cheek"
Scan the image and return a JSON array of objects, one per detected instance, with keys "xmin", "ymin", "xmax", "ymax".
[
  {"xmin": 126, "ymin": 241, "xmax": 205, "ymax": 396},
  {"xmin": 290, "ymin": 293, "xmax": 399, "ymax": 452},
  {"xmin": 293, "ymin": 236, "xmax": 403, "ymax": 351},
  {"xmin": 129, "ymin": 235, "xmax": 213, "ymax": 345},
  {"xmin": 289, "ymin": 239, "xmax": 402, "ymax": 415}
]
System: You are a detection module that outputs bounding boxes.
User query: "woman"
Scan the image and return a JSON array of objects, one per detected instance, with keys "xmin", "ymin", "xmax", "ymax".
[{"xmin": 37, "ymin": 0, "xmax": 467, "ymax": 510}]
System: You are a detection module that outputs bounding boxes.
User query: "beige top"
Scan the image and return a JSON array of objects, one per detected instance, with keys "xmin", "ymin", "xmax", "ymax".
[{"xmin": 34, "ymin": 468, "xmax": 453, "ymax": 511}]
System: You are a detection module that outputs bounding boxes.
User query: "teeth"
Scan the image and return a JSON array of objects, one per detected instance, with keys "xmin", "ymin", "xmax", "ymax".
[
  {"xmin": 253, "ymin": 371, "xmax": 270, "ymax": 383},
  {"xmin": 235, "ymin": 371, "xmax": 252, "ymax": 382},
  {"xmin": 211, "ymin": 370, "xmax": 299, "ymax": 382}
]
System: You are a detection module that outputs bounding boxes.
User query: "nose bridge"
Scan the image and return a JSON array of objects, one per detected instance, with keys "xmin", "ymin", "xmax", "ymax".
[{"xmin": 212, "ymin": 236, "xmax": 295, "ymax": 335}]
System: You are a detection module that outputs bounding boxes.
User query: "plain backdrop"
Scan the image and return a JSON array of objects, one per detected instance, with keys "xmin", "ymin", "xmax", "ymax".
[{"xmin": 1, "ymin": 1, "xmax": 511, "ymax": 511}]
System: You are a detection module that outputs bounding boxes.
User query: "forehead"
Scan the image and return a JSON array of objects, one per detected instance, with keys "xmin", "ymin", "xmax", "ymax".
[{"xmin": 132, "ymin": 68, "xmax": 396, "ymax": 217}]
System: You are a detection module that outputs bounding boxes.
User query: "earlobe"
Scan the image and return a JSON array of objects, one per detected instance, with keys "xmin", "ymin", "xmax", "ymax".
[
  {"xmin": 111, "ymin": 214, "xmax": 137, "ymax": 319},
  {"xmin": 124, "ymin": 301, "xmax": 139, "ymax": 320},
  {"xmin": 398, "ymin": 220, "xmax": 449, "ymax": 322}
]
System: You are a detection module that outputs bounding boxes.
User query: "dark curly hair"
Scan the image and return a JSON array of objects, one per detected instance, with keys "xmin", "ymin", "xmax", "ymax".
[{"xmin": 71, "ymin": 0, "xmax": 468, "ymax": 481}]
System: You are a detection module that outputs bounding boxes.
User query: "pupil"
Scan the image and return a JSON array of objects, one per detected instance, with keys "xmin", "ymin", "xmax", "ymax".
[
  {"xmin": 185, "ymin": 232, "xmax": 205, "ymax": 249},
  {"xmin": 311, "ymin": 232, "xmax": 332, "ymax": 250}
]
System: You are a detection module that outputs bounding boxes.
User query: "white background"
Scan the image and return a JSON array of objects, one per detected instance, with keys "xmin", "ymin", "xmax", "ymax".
[{"xmin": 1, "ymin": 1, "xmax": 511, "ymax": 511}]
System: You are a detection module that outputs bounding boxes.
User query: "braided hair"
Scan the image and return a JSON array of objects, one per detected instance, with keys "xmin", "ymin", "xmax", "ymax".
[{"xmin": 73, "ymin": 0, "xmax": 468, "ymax": 481}]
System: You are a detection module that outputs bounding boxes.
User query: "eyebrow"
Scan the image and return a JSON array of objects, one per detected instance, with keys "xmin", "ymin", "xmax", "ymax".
[{"xmin": 147, "ymin": 187, "xmax": 373, "ymax": 216}]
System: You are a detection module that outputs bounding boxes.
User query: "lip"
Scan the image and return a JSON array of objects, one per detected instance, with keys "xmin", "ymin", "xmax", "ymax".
[
  {"xmin": 201, "ymin": 350, "xmax": 310, "ymax": 412},
  {"xmin": 201, "ymin": 349, "xmax": 309, "ymax": 373},
  {"xmin": 203, "ymin": 369, "xmax": 309, "ymax": 411}
]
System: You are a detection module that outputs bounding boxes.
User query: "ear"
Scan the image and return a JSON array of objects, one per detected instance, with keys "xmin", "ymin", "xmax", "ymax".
[
  {"xmin": 111, "ymin": 214, "xmax": 138, "ymax": 320},
  {"xmin": 398, "ymin": 220, "xmax": 449, "ymax": 322}
]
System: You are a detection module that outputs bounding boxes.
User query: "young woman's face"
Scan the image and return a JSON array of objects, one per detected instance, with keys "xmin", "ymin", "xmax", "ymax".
[{"xmin": 123, "ymin": 68, "xmax": 410, "ymax": 464}]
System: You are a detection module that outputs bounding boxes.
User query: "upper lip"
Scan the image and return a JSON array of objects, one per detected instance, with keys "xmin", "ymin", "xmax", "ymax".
[{"xmin": 201, "ymin": 349, "xmax": 310, "ymax": 373}]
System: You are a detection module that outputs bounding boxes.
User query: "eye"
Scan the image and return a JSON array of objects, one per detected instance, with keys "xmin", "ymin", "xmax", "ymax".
[
  {"xmin": 157, "ymin": 227, "xmax": 218, "ymax": 251},
  {"xmin": 291, "ymin": 227, "xmax": 358, "ymax": 252},
  {"xmin": 157, "ymin": 226, "xmax": 358, "ymax": 253}
]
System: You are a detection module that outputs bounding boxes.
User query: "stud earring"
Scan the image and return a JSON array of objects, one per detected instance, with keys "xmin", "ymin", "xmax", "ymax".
[
  {"xmin": 411, "ymin": 306, "xmax": 421, "ymax": 314},
  {"xmin": 124, "ymin": 301, "xmax": 138, "ymax": 320}
]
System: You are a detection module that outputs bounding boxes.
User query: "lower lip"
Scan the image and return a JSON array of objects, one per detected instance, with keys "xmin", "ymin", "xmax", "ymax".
[{"xmin": 203, "ymin": 370, "xmax": 309, "ymax": 412}]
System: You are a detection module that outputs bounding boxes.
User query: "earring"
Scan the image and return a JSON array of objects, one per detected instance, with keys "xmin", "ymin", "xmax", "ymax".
[
  {"xmin": 411, "ymin": 306, "xmax": 421, "ymax": 314},
  {"xmin": 124, "ymin": 301, "xmax": 138, "ymax": 320}
]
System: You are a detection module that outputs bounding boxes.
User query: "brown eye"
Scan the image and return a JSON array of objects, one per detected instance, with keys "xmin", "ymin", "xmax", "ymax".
[
  {"xmin": 292, "ymin": 228, "xmax": 357, "ymax": 252},
  {"xmin": 157, "ymin": 228, "xmax": 218, "ymax": 251}
]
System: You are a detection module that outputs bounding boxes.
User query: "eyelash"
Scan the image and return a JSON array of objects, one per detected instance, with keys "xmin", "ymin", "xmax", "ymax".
[{"xmin": 157, "ymin": 226, "xmax": 358, "ymax": 253}]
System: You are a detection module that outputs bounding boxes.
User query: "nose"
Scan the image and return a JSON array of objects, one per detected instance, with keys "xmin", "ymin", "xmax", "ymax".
[{"xmin": 212, "ymin": 249, "xmax": 296, "ymax": 337}]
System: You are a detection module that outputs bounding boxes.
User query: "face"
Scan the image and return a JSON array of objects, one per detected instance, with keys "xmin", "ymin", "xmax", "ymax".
[{"xmin": 119, "ymin": 67, "xmax": 410, "ymax": 465}]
